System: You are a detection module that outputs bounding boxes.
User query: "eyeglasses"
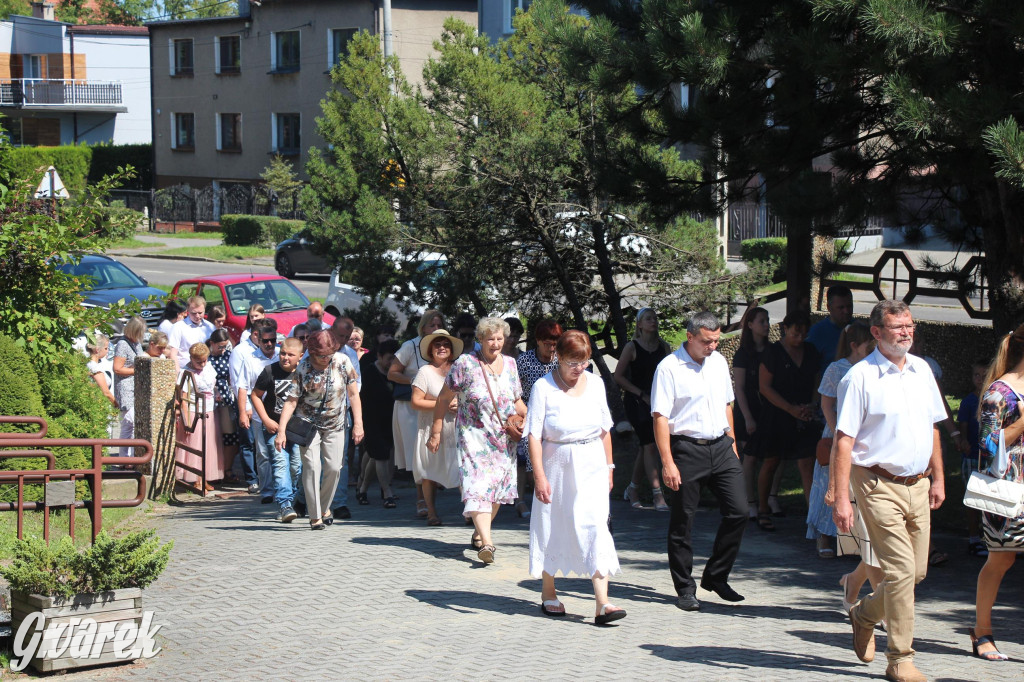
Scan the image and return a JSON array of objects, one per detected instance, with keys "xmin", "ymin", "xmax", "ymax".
[
  {"xmin": 259, "ymin": 337, "xmax": 277, "ymax": 345},
  {"xmin": 313, "ymin": 353, "xmax": 333, "ymax": 360},
  {"xmin": 560, "ymin": 360, "xmax": 588, "ymax": 370},
  {"xmin": 884, "ymin": 324, "xmax": 916, "ymax": 333}
]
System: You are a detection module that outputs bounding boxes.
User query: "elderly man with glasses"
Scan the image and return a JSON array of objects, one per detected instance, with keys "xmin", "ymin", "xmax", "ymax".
[{"xmin": 832, "ymin": 300, "xmax": 946, "ymax": 682}]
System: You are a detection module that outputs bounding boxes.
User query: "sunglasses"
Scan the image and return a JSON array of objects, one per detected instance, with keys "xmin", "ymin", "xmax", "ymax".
[
  {"xmin": 259, "ymin": 337, "xmax": 277, "ymax": 345},
  {"xmin": 295, "ymin": 335, "xmax": 309, "ymax": 341}
]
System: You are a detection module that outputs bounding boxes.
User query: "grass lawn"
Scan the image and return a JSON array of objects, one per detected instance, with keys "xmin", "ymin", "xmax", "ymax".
[
  {"xmin": 108, "ymin": 237, "xmax": 165, "ymax": 249},
  {"xmin": 160, "ymin": 245, "xmax": 273, "ymax": 261},
  {"xmin": 149, "ymin": 283, "xmax": 174, "ymax": 295},
  {"xmin": 153, "ymin": 231, "xmax": 225, "ymax": 241}
]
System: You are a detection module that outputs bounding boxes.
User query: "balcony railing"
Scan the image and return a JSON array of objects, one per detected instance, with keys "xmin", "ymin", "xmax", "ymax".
[{"xmin": 0, "ymin": 79, "xmax": 123, "ymax": 107}]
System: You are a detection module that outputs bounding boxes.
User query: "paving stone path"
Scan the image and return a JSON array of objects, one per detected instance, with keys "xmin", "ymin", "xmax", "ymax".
[{"xmin": 77, "ymin": 488, "xmax": 1020, "ymax": 681}]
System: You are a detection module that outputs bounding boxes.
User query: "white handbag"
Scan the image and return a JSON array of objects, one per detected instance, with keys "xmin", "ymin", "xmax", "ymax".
[{"xmin": 964, "ymin": 429, "xmax": 1024, "ymax": 518}]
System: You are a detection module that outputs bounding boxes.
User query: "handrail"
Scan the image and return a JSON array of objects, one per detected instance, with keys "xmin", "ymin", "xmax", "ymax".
[{"xmin": 0, "ymin": 416, "xmax": 154, "ymax": 543}]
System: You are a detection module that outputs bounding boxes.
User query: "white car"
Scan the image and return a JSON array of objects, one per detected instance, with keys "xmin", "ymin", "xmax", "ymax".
[{"xmin": 323, "ymin": 252, "xmax": 447, "ymax": 328}]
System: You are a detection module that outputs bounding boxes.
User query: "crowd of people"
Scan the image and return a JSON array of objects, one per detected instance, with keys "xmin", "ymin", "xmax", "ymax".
[{"xmin": 82, "ymin": 290, "xmax": 1024, "ymax": 673}]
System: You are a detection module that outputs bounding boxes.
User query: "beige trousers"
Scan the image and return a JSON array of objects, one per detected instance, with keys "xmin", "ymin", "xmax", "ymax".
[
  {"xmin": 301, "ymin": 426, "xmax": 347, "ymax": 519},
  {"xmin": 850, "ymin": 465, "xmax": 930, "ymax": 664}
]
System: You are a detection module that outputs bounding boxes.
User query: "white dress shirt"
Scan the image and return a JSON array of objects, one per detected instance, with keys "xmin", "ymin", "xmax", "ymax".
[
  {"xmin": 168, "ymin": 317, "xmax": 215, "ymax": 368},
  {"xmin": 650, "ymin": 344, "xmax": 734, "ymax": 439},
  {"xmin": 836, "ymin": 348, "xmax": 946, "ymax": 477},
  {"xmin": 232, "ymin": 342, "xmax": 278, "ymax": 419}
]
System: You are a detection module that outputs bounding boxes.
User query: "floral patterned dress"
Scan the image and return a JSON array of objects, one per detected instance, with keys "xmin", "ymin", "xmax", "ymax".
[
  {"xmin": 978, "ymin": 379, "xmax": 1024, "ymax": 552},
  {"xmin": 446, "ymin": 351, "xmax": 523, "ymax": 515}
]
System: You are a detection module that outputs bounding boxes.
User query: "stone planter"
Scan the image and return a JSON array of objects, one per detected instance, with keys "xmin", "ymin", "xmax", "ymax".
[{"xmin": 9, "ymin": 588, "xmax": 150, "ymax": 672}]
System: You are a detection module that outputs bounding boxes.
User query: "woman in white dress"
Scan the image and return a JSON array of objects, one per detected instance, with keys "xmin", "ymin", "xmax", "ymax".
[
  {"xmin": 527, "ymin": 330, "xmax": 625, "ymax": 626},
  {"xmin": 411, "ymin": 330, "xmax": 463, "ymax": 526},
  {"xmin": 389, "ymin": 309, "xmax": 445, "ymax": 517}
]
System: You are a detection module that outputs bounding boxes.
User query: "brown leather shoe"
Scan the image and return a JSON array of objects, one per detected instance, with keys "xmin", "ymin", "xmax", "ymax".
[
  {"xmin": 850, "ymin": 606, "xmax": 875, "ymax": 663},
  {"xmin": 885, "ymin": 660, "xmax": 927, "ymax": 682}
]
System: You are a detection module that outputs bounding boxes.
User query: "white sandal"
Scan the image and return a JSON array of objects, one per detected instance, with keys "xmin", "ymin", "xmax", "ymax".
[
  {"xmin": 623, "ymin": 482, "xmax": 642, "ymax": 509},
  {"xmin": 595, "ymin": 603, "xmax": 627, "ymax": 625}
]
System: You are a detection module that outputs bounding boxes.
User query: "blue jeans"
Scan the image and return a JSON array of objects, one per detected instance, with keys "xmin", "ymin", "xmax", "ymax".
[
  {"xmin": 235, "ymin": 409, "xmax": 258, "ymax": 486},
  {"xmin": 265, "ymin": 429, "xmax": 301, "ymax": 509},
  {"xmin": 251, "ymin": 417, "xmax": 274, "ymax": 497}
]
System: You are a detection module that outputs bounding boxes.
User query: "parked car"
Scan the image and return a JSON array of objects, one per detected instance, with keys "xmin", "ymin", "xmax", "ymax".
[
  {"xmin": 170, "ymin": 274, "xmax": 334, "ymax": 344},
  {"xmin": 274, "ymin": 230, "xmax": 331, "ymax": 279},
  {"xmin": 56, "ymin": 254, "xmax": 166, "ymax": 333},
  {"xmin": 323, "ymin": 252, "xmax": 447, "ymax": 329}
]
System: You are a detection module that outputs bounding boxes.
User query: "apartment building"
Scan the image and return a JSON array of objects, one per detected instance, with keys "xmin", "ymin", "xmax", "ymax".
[
  {"xmin": 148, "ymin": 0, "xmax": 476, "ymax": 190},
  {"xmin": 0, "ymin": 2, "xmax": 151, "ymax": 146}
]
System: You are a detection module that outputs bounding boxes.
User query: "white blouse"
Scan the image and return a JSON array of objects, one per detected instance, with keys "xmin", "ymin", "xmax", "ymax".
[{"xmin": 524, "ymin": 372, "xmax": 612, "ymax": 444}]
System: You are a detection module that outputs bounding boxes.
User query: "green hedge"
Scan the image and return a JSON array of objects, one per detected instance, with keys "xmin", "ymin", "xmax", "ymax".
[
  {"xmin": 0, "ymin": 335, "xmax": 110, "ymax": 502},
  {"xmin": 740, "ymin": 237, "xmax": 787, "ymax": 283},
  {"xmin": 88, "ymin": 143, "xmax": 152, "ymax": 189},
  {"xmin": 221, "ymin": 214, "xmax": 304, "ymax": 247},
  {"xmin": 9, "ymin": 145, "xmax": 92, "ymax": 193}
]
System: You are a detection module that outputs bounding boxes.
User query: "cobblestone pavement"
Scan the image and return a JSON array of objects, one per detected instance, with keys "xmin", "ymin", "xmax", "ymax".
[{"xmin": 78, "ymin": 487, "xmax": 1020, "ymax": 681}]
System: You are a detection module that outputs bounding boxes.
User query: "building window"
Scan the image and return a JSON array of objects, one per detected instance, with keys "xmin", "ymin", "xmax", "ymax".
[
  {"xmin": 170, "ymin": 39, "xmax": 194, "ymax": 76},
  {"xmin": 273, "ymin": 113, "xmax": 300, "ymax": 155},
  {"xmin": 24, "ymin": 55, "xmax": 44, "ymax": 79},
  {"xmin": 271, "ymin": 30, "xmax": 300, "ymax": 73},
  {"xmin": 217, "ymin": 113, "xmax": 242, "ymax": 152},
  {"xmin": 503, "ymin": 0, "xmax": 532, "ymax": 33},
  {"xmin": 329, "ymin": 28, "xmax": 357, "ymax": 68},
  {"xmin": 216, "ymin": 35, "xmax": 240, "ymax": 74},
  {"xmin": 172, "ymin": 113, "xmax": 195, "ymax": 150}
]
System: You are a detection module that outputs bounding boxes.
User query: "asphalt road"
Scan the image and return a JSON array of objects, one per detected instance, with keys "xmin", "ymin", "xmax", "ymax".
[{"xmin": 117, "ymin": 255, "xmax": 331, "ymax": 301}]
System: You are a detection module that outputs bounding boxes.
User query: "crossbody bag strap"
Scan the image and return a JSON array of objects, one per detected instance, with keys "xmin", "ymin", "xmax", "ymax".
[{"xmin": 478, "ymin": 355, "xmax": 505, "ymax": 427}]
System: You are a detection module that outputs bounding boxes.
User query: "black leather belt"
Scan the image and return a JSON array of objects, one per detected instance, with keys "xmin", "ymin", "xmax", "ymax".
[
  {"xmin": 867, "ymin": 465, "xmax": 932, "ymax": 486},
  {"xmin": 672, "ymin": 434, "xmax": 727, "ymax": 446}
]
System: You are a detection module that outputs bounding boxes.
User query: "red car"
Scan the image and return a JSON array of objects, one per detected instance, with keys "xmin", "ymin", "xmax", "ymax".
[{"xmin": 170, "ymin": 274, "xmax": 333, "ymax": 344}]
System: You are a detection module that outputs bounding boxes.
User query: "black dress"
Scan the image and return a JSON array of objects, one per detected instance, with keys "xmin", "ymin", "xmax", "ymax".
[
  {"xmin": 360, "ymin": 360, "xmax": 396, "ymax": 461},
  {"xmin": 754, "ymin": 341, "xmax": 822, "ymax": 460},
  {"xmin": 622, "ymin": 340, "xmax": 668, "ymax": 446},
  {"xmin": 731, "ymin": 344, "xmax": 764, "ymax": 442}
]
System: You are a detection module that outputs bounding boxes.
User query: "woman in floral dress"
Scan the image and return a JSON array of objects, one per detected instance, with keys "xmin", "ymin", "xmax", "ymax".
[
  {"xmin": 428, "ymin": 317, "xmax": 527, "ymax": 564},
  {"xmin": 971, "ymin": 324, "xmax": 1024, "ymax": 661}
]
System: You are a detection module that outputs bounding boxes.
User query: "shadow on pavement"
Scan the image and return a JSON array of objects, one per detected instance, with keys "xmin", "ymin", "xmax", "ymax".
[{"xmin": 638, "ymin": 643, "xmax": 866, "ymax": 675}]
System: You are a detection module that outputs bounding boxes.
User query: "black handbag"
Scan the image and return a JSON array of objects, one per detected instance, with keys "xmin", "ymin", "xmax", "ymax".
[
  {"xmin": 392, "ymin": 343, "xmax": 421, "ymax": 401},
  {"xmin": 285, "ymin": 371, "xmax": 329, "ymax": 447}
]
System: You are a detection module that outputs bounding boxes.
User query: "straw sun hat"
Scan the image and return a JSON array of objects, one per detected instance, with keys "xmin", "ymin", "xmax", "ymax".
[{"xmin": 419, "ymin": 329, "xmax": 464, "ymax": 362}]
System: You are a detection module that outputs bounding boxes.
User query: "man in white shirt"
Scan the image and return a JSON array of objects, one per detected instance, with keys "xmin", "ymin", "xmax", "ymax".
[
  {"xmin": 288, "ymin": 301, "xmax": 328, "ymax": 336},
  {"xmin": 833, "ymin": 300, "xmax": 946, "ymax": 682},
  {"xmin": 237, "ymin": 318, "xmax": 281, "ymax": 503},
  {"xmin": 651, "ymin": 311, "xmax": 746, "ymax": 612},
  {"xmin": 167, "ymin": 296, "xmax": 215, "ymax": 368},
  {"xmin": 229, "ymin": 324, "xmax": 262, "ymax": 494}
]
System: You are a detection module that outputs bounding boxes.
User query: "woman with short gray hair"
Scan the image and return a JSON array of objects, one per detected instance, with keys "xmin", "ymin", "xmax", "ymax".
[
  {"xmin": 112, "ymin": 316, "xmax": 148, "ymax": 453},
  {"xmin": 427, "ymin": 316, "xmax": 527, "ymax": 564}
]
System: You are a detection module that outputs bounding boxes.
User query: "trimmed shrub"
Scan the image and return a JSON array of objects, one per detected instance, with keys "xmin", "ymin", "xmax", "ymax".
[
  {"xmin": 255, "ymin": 216, "xmax": 304, "ymax": 247},
  {"xmin": 0, "ymin": 335, "xmax": 46, "ymax": 433},
  {"xmin": 97, "ymin": 204, "xmax": 146, "ymax": 241},
  {"xmin": 221, "ymin": 214, "xmax": 263, "ymax": 246},
  {"xmin": 740, "ymin": 237, "xmax": 787, "ymax": 282},
  {"xmin": 9, "ymin": 145, "xmax": 93, "ymax": 193},
  {"xmin": 88, "ymin": 143, "xmax": 152, "ymax": 189}
]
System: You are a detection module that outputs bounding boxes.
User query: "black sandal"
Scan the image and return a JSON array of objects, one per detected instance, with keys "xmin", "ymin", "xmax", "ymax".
[
  {"xmin": 310, "ymin": 520, "xmax": 325, "ymax": 531},
  {"xmin": 356, "ymin": 492, "xmax": 369, "ymax": 505},
  {"xmin": 322, "ymin": 512, "xmax": 334, "ymax": 526},
  {"xmin": 757, "ymin": 513, "xmax": 776, "ymax": 532},
  {"xmin": 470, "ymin": 533, "xmax": 484, "ymax": 550},
  {"xmin": 383, "ymin": 497, "xmax": 397, "ymax": 509},
  {"xmin": 970, "ymin": 628, "xmax": 1009, "ymax": 661}
]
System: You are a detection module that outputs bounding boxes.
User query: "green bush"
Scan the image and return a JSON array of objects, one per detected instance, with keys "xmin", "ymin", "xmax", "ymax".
[
  {"xmin": 221, "ymin": 214, "xmax": 303, "ymax": 247},
  {"xmin": 740, "ymin": 237, "xmax": 787, "ymax": 282},
  {"xmin": 97, "ymin": 204, "xmax": 146, "ymax": 241},
  {"xmin": 0, "ymin": 335, "xmax": 46, "ymax": 433},
  {"xmin": 8, "ymin": 145, "xmax": 92, "ymax": 193},
  {"xmin": 220, "ymin": 214, "xmax": 263, "ymax": 245},
  {"xmin": 0, "ymin": 530, "xmax": 173, "ymax": 599},
  {"xmin": 87, "ymin": 143, "xmax": 152, "ymax": 189}
]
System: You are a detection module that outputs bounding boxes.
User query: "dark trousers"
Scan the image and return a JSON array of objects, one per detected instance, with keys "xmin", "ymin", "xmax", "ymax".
[{"xmin": 668, "ymin": 435, "xmax": 747, "ymax": 596}]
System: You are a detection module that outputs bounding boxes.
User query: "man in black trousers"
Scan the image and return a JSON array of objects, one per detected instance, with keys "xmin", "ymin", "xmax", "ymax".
[{"xmin": 651, "ymin": 311, "xmax": 747, "ymax": 611}]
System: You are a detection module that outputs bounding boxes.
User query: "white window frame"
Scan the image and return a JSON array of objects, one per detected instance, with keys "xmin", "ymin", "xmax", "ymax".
[
  {"xmin": 503, "ymin": 0, "xmax": 532, "ymax": 33},
  {"xmin": 327, "ymin": 27, "xmax": 358, "ymax": 69},
  {"xmin": 169, "ymin": 38, "xmax": 194, "ymax": 76},
  {"xmin": 215, "ymin": 35, "xmax": 241, "ymax": 74},
  {"xmin": 24, "ymin": 55, "xmax": 43, "ymax": 79},
  {"xmin": 170, "ymin": 112, "xmax": 195, "ymax": 150},
  {"xmin": 216, "ymin": 113, "xmax": 242, "ymax": 152},
  {"xmin": 270, "ymin": 30, "xmax": 301, "ymax": 72},
  {"xmin": 271, "ymin": 112, "xmax": 301, "ymax": 154}
]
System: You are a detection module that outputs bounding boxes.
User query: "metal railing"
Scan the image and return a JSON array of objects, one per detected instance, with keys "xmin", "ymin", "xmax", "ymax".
[
  {"xmin": 818, "ymin": 250, "xmax": 991, "ymax": 319},
  {"xmin": 0, "ymin": 416, "xmax": 153, "ymax": 543},
  {"xmin": 0, "ymin": 79, "xmax": 123, "ymax": 107}
]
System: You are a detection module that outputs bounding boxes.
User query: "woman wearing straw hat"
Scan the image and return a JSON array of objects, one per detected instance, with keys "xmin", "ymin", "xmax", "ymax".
[{"xmin": 411, "ymin": 330, "xmax": 464, "ymax": 525}]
